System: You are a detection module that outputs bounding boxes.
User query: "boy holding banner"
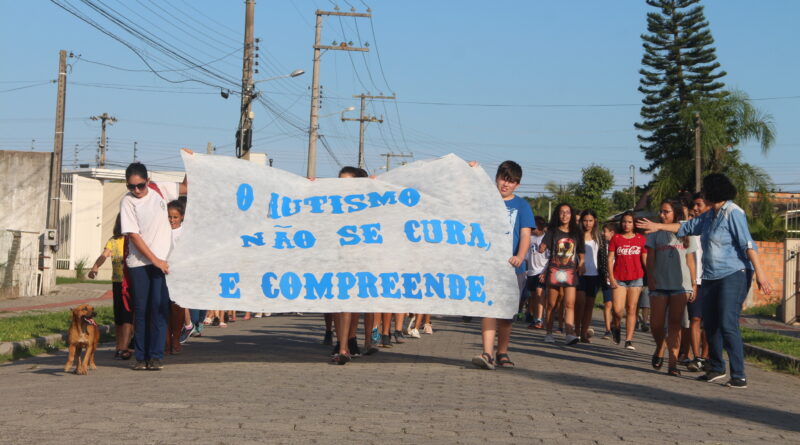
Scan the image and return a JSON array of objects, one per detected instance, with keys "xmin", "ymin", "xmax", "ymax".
[{"xmin": 472, "ymin": 161, "xmax": 535, "ymax": 370}]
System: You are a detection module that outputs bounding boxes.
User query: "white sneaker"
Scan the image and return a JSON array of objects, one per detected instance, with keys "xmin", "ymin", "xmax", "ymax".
[
  {"xmin": 565, "ymin": 334, "xmax": 579, "ymax": 345},
  {"xmin": 423, "ymin": 323, "xmax": 433, "ymax": 335},
  {"xmin": 409, "ymin": 328, "xmax": 421, "ymax": 338},
  {"xmin": 254, "ymin": 313, "xmax": 263, "ymax": 318},
  {"xmin": 544, "ymin": 334, "xmax": 555, "ymax": 343},
  {"xmin": 263, "ymin": 313, "xmax": 272, "ymax": 317},
  {"xmin": 407, "ymin": 316, "xmax": 416, "ymax": 332}
]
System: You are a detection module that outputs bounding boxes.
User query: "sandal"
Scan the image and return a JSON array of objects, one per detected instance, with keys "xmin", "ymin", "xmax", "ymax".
[
  {"xmin": 668, "ymin": 367, "xmax": 681, "ymax": 377},
  {"xmin": 471, "ymin": 352, "xmax": 495, "ymax": 370},
  {"xmin": 652, "ymin": 353, "xmax": 664, "ymax": 370},
  {"xmin": 219, "ymin": 322, "xmax": 228, "ymax": 328},
  {"xmin": 203, "ymin": 317, "xmax": 213, "ymax": 326},
  {"xmin": 120, "ymin": 350, "xmax": 132, "ymax": 360},
  {"xmin": 496, "ymin": 353, "xmax": 515, "ymax": 369},
  {"xmin": 336, "ymin": 353, "xmax": 351, "ymax": 365}
]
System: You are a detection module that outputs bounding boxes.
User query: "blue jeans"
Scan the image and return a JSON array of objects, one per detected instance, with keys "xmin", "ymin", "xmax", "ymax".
[
  {"xmin": 701, "ymin": 269, "xmax": 752, "ymax": 379},
  {"xmin": 129, "ymin": 265, "xmax": 170, "ymax": 361},
  {"xmin": 189, "ymin": 309, "xmax": 207, "ymax": 326}
]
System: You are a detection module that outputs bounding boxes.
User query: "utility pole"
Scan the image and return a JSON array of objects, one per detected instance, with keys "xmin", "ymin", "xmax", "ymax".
[
  {"xmin": 341, "ymin": 94, "xmax": 393, "ymax": 169},
  {"xmin": 236, "ymin": 0, "xmax": 255, "ymax": 159},
  {"xmin": 694, "ymin": 112, "xmax": 702, "ymax": 192},
  {"xmin": 630, "ymin": 164, "xmax": 636, "ymax": 210},
  {"xmin": 133, "ymin": 141, "xmax": 138, "ymax": 162},
  {"xmin": 47, "ymin": 49, "xmax": 67, "ymax": 239},
  {"xmin": 90, "ymin": 113, "xmax": 117, "ymax": 168},
  {"xmin": 380, "ymin": 152, "xmax": 413, "ymax": 171},
  {"xmin": 307, "ymin": 7, "xmax": 371, "ymax": 178},
  {"xmin": 41, "ymin": 49, "xmax": 69, "ymax": 294},
  {"xmin": 73, "ymin": 144, "xmax": 78, "ymax": 168}
]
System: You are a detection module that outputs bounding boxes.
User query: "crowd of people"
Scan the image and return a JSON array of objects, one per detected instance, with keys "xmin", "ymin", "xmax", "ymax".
[{"xmin": 88, "ymin": 152, "xmax": 772, "ymax": 390}]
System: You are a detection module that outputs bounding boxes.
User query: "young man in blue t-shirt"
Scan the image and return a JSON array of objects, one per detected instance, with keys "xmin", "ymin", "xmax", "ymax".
[{"xmin": 472, "ymin": 160, "xmax": 536, "ymax": 370}]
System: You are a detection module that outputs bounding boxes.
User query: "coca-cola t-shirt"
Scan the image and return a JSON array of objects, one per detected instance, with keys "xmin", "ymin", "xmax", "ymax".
[{"xmin": 608, "ymin": 233, "xmax": 646, "ymax": 281}]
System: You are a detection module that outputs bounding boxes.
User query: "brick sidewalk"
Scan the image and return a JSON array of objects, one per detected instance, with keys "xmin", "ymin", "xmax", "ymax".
[{"xmin": 1, "ymin": 314, "xmax": 798, "ymax": 444}]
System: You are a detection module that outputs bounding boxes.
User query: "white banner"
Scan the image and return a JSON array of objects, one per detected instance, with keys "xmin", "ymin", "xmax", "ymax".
[{"xmin": 168, "ymin": 152, "xmax": 519, "ymax": 318}]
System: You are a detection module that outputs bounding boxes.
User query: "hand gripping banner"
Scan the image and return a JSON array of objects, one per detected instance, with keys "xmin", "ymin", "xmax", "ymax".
[{"xmin": 167, "ymin": 152, "xmax": 519, "ymax": 318}]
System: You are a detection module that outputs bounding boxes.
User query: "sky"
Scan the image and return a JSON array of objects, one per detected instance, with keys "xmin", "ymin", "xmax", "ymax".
[{"xmin": 1, "ymin": 0, "xmax": 798, "ymax": 197}]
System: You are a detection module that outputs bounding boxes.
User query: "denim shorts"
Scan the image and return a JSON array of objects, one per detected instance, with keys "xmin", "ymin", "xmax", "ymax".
[
  {"xmin": 638, "ymin": 286, "xmax": 650, "ymax": 308},
  {"xmin": 687, "ymin": 285, "xmax": 703, "ymax": 319},
  {"xmin": 602, "ymin": 287, "xmax": 612, "ymax": 303},
  {"xmin": 617, "ymin": 278, "xmax": 643, "ymax": 288}
]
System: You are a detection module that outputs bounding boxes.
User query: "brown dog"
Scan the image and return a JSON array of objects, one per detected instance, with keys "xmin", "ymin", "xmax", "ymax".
[{"xmin": 64, "ymin": 304, "xmax": 100, "ymax": 375}]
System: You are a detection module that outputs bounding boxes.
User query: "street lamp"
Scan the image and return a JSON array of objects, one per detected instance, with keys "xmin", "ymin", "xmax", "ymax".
[
  {"xmin": 320, "ymin": 106, "xmax": 355, "ymax": 119},
  {"xmin": 234, "ymin": 69, "xmax": 305, "ymax": 158},
  {"xmin": 252, "ymin": 69, "xmax": 305, "ymax": 86},
  {"xmin": 220, "ymin": 69, "xmax": 305, "ymax": 100}
]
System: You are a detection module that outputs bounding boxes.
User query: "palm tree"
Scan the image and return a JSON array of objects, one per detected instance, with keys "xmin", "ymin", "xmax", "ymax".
[{"xmin": 648, "ymin": 90, "xmax": 776, "ymax": 211}]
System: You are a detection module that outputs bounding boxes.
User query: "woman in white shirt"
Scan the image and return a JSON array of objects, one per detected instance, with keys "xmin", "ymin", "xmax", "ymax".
[{"xmin": 120, "ymin": 155, "xmax": 188, "ymax": 371}]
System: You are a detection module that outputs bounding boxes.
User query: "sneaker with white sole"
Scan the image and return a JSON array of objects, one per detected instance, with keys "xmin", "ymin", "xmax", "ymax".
[
  {"xmin": 178, "ymin": 324, "xmax": 193, "ymax": 344},
  {"xmin": 565, "ymin": 334, "xmax": 579, "ymax": 345},
  {"xmin": 544, "ymin": 334, "xmax": 555, "ymax": 343},
  {"xmin": 624, "ymin": 340, "xmax": 636, "ymax": 350},
  {"xmin": 409, "ymin": 328, "xmax": 421, "ymax": 338},
  {"xmin": 423, "ymin": 323, "xmax": 433, "ymax": 335},
  {"xmin": 407, "ymin": 316, "xmax": 416, "ymax": 333},
  {"xmin": 697, "ymin": 371, "xmax": 727, "ymax": 383},
  {"xmin": 725, "ymin": 378, "xmax": 747, "ymax": 388}
]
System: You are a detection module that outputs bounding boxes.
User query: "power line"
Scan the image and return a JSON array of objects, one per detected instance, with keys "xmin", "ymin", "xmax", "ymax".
[
  {"xmin": 0, "ymin": 81, "xmax": 55, "ymax": 93},
  {"xmin": 74, "ymin": 47, "xmax": 241, "ymax": 73},
  {"xmin": 50, "ymin": 0, "xmax": 240, "ymax": 89}
]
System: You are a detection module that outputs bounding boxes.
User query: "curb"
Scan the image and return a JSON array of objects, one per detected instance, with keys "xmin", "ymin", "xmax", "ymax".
[
  {"xmin": 0, "ymin": 324, "xmax": 114, "ymax": 357},
  {"xmin": 743, "ymin": 342, "xmax": 800, "ymax": 370}
]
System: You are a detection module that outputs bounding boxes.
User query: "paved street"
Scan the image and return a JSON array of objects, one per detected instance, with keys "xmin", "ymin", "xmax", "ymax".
[{"xmin": 1, "ymin": 314, "xmax": 799, "ymax": 445}]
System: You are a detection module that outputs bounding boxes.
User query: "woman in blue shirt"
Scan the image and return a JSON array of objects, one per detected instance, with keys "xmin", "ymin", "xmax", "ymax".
[{"xmin": 637, "ymin": 174, "xmax": 772, "ymax": 389}]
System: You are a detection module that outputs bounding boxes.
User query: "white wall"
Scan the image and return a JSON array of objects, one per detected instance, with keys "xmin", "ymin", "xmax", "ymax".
[{"xmin": 70, "ymin": 175, "xmax": 104, "ymax": 272}]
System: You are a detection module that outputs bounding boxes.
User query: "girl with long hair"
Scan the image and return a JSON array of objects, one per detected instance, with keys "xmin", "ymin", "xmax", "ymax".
[
  {"xmin": 645, "ymin": 199, "xmax": 697, "ymax": 376},
  {"xmin": 574, "ymin": 209, "xmax": 608, "ymax": 343},
  {"xmin": 539, "ymin": 203, "xmax": 584, "ymax": 345},
  {"xmin": 608, "ymin": 211, "xmax": 647, "ymax": 350}
]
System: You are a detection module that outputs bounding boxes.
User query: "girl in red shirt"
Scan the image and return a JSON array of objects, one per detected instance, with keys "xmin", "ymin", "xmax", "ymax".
[{"xmin": 608, "ymin": 211, "xmax": 647, "ymax": 350}]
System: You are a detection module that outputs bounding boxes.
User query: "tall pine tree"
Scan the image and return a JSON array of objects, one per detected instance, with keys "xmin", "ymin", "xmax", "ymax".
[{"xmin": 635, "ymin": 0, "xmax": 727, "ymax": 174}]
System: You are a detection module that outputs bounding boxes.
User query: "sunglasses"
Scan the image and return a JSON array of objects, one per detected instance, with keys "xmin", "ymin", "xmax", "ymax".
[{"xmin": 127, "ymin": 182, "xmax": 147, "ymax": 191}]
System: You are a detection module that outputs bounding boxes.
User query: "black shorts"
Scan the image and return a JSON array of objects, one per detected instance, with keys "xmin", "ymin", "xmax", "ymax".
[
  {"xmin": 113, "ymin": 282, "xmax": 134, "ymax": 325},
  {"xmin": 577, "ymin": 275, "xmax": 601, "ymax": 297},
  {"xmin": 526, "ymin": 275, "xmax": 545, "ymax": 292}
]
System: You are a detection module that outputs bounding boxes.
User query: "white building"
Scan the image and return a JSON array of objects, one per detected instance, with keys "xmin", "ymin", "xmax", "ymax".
[{"xmin": 56, "ymin": 168, "xmax": 185, "ymax": 280}]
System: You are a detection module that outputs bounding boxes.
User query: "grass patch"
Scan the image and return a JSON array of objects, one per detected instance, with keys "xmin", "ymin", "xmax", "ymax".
[
  {"xmin": 745, "ymin": 355, "xmax": 800, "ymax": 376},
  {"xmin": 740, "ymin": 327, "xmax": 800, "ymax": 358},
  {"xmin": 742, "ymin": 303, "xmax": 778, "ymax": 318},
  {"xmin": 7, "ymin": 339, "xmax": 67, "ymax": 362},
  {"xmin": 0, "ymin": 306, "xmax": 114, "ymax": 342},
  {"xmin": 56, "ymin": 277, "xmax": 113, "ymax": 285}
]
